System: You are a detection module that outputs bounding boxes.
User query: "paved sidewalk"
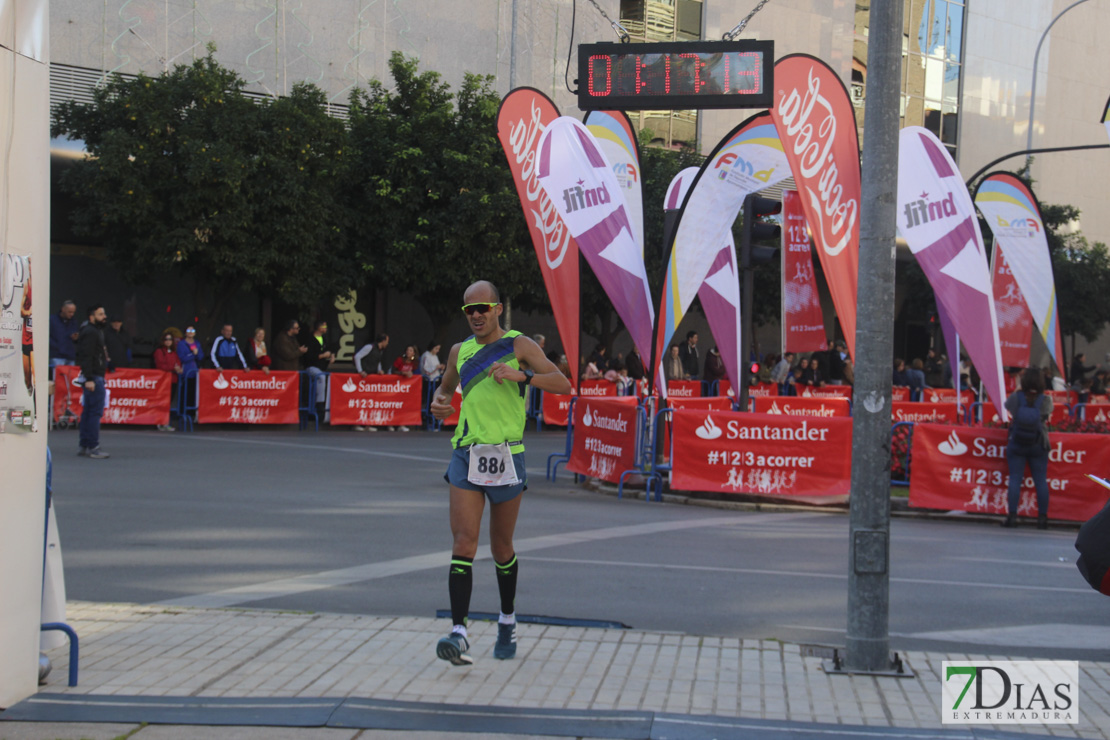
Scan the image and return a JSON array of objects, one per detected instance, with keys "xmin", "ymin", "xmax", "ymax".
[{"xmin": 2, "ymin": 601, "xmax": 1107, "ymax": 739}]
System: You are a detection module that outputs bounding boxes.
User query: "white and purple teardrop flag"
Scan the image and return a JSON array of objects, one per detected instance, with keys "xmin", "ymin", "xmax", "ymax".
[
  {"xmin": 664, "ymin": 167, "xmax": 742, "ymax": 395},
  {"xmin": 897, "ymin": 126, "xmax": 1008, "ymax": 420},
  {"xmin": 536, "ymin": 117, "xmax": 656, "ymax": 363}
]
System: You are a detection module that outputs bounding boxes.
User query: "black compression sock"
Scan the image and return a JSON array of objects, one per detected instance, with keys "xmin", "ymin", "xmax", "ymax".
[
  {"xmin": 495, "ymin": 554, "xmax": 518, "ymax": 616},
  {"xmin": 448, "ymin": 555, "xmax": 473, "ymax": 628}
]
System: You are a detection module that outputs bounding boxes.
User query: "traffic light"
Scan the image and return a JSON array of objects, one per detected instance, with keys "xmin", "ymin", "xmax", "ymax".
[
  {"xmin": 747, "ymin": 361, "xmax": 762, "ymax": 387},
  {"xmin": 742, "ymin": 195, "xmax": 783, "ymax": 265}
]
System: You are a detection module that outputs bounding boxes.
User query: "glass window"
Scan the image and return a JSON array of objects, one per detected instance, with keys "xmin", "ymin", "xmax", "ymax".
[
  {"xmin": 941, "ymin": 104, "xmax": 958, "ymax": 145},
  {"xmin": 929, "ymin": 0, "xmax": 947, "ymax": 57},
  {"xmin": 916, "ymin": 0, "xmax": 931, "ymax": 56},
  {"xmin": 943, "ymin": 62, "xmax": 960, "ymax": 105},
  {"xmin": 924, "ymin": 101, "xmax": 942, "ymax": 138},
  {"xmin": 945, "ymin": 2, "xmax": 963, "ymax": 62}
]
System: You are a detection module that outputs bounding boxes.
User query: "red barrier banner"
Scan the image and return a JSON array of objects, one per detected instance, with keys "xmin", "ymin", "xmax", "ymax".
[
  {"xmin": 752, "ymin": 397, "xmax": 850, "ymax": 417},
  {"xmin": 542, "ymin": 392, "xmax": 574, "ymax": 426},
  {"xmin": 1047, "ymin": 390, "xmax": 1077, "ymax": 406},
  {"xmin": 196, "ymin": 370, "xmax": 299, "ymax": 424},
  {"xmin": 659, "ymin": 396, "xmax": 732, "ymax": 458},
  {"xmin": 670, "ymin": 409, "xmax": 853, "ymax": 500},
  {"xmin": 922, "ymin": 388, "xmax": 976, "ymax": 406},
  {"xmin": 579, "ymin": 379, "xmax": 618, "ymax": 397},
  {"xmin": 1082, "ymin": 404, "xmax": 1110, "ymax": 423},
  {"xmin": 442, "ymin": 387, "xmax": 462, "ymax": 427},
  {"xmin": 329, "ymin": 374, "xmax": 422, "ymax": 426},
  {"xmin": 748, "ymin": 382, "xmax": 779, "ymax": 398},
  {"xmin": 891, "ymin": 387, "xmax": 911, "ymax": 402},
  {"xmin": 908, "ymin": 423, "xmax": 1110, "ymax": 521},
  {"xmin": 892, "ymin": 401, "xmax": 961, "ymax": 424},
  {"xmin": 52, "ymin": 365, "xmax": 172, "ymax": 426},
  {"xmin": 980, "ymin": 401, "xmax": 1070, "ymax": 426},
  {"xmin": 781, "ymin": 189, "xmax": 828, "ymax": 353},
  {"xmin": 566, "ymin": 398, "xmax": 640, "ymax": 483},
  {"xmin": 798, "ymin": 384, "xmax": 852, "ymax": 399},
  {"xmin": 717, "ymin": 379, "xmax": 735, "ymax": 399},
  {"xmin": 667, "ymin": 380, "xmax": 702, "ymax": 398}
]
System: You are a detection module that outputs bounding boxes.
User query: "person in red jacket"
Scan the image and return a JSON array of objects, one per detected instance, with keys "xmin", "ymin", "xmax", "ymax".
[{"xmin": 152, "ymin": 332, "xmax": 181, "ymax": 432}]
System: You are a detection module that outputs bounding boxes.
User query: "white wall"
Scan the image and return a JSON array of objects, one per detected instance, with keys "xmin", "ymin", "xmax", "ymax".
[{"xmin": 0, "ymin": 0, "xmax": 50, "ymax": 709}]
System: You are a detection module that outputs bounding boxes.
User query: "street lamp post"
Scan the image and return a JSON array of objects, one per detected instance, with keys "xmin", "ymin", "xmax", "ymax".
[{"xmin": 1024, "ymin": 0, "xmax": 1092, "ymax": 174}]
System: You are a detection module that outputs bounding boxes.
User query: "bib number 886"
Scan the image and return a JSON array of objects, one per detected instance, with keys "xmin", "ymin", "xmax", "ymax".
[{"xmin": 477, "ymin": 456, "xmax": 506, "ymax": 474}]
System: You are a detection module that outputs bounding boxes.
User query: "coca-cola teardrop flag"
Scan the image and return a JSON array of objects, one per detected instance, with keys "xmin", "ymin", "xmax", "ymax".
[
  {"xmin": 770, "ymin": 55, "xmax": 860, "ymax": 360},
  {"xmin": 781, "ymin": 189, "xmax": 827, "ymax": 352},
  {"xmin": 536, "ymin": 117, "xmax": 655, "ymax": 369},
  {"xmin": 897, "ymin": 127, "xmax": 1007, "ymax": 419},
  {"xmin": 497, "ymin": 88, "xmax": 579, "ymax": 389},
  {"xmin": 584, "ymin": 110, "xmax": 644, "ymax": 255},
  {"xmin": 990, "ymin": 242, "xmax": 1033, "ymax": 368},
  {"xmin": 656, "ymin": 112, "xmax": 791, "ymax": 388},
  {"xmin": 974, "ymin": 172, "xmax": 1066, "ymax": 378}
]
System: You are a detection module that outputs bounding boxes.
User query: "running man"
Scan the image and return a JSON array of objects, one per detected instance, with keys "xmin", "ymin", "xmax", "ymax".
[{"xmin": 429, "ymin": 280, "xmax": 571, "ymax": 665}]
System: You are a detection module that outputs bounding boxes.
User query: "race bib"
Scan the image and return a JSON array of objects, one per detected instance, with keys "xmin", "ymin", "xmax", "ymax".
[{"xmin": 467, "ymin": 442, "xmax": 520, "ymax": 487}]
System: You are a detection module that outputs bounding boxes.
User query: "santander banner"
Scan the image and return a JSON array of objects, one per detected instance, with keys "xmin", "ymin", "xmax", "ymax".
[
  {"xmin": 798, "ymin": 384, "xmax": 852, "ymax": 399},
  {"xmin": 897, "ymin": 127, "xmax": 1007, "ymax": 420},
  {"xmin": 979, "ymin": 402, "xmax": 1070, "ymax": 427},
  {"xmin": 53, "ymin": 365, "xmax": 171, "ymax": 426},
  {"xmin": 497, "ymin": 89, "xmax": 580, "ymax": 390},
  {"xmin": 909, "ymin": 423, "xmax": 1110, "ymax": 522},
  {"xmin": 536, "ymin": 117, "xmax": 656, "ymax": 370},
  {"xmin": 196, "ymin": 370, "xmax": 299, "ymax": 424},
  {"xmin": 770, "ymin": 56, "xmax": 860, "ymax": 360},
  {"xmin": 891, "ymin": 401, "xmax": 961, "ymax": 424},
  {"xmin": 671, "ymin": 409, "xmax": 852, "ymax": 500},
  {"xmin": 781, "ymin": 189, "xmax": 828, "ymax": 352},
  {"xmin": 752, "ymin": 396, "xmax": 850, "ymax": 417},
  {"xmin": 543, "ymin": 390, "xmax": 632, "ymax": 427},
  {"xmin": 991, "ymin": 243, "xmax": 1033, "ymax": 368},
  {"xmin": 566, "ymin": 398, "xmax": 640, "ymax": 483},
  {"xmin": 666, "ymin": 380, "xmax": 702, "ymax": 399},
  {"xmin": 329, "ymin": 374, "xmax": 422, "ymax": 426}
]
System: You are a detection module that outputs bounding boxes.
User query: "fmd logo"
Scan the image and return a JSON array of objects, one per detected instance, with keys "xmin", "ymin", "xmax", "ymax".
[
  {"xmin": 995, "ymin": 214, "xmax": 1041, "ymax": 235},
  {"xmin": 942, "ymin": 661, "xmax": 1077, "ymax": 725},
  {"xmin": 714, "ymin": 152, "xmax": 776, "ymax": 182},
  {"xmin": 902, "ymin": 191, "xmax": 956, "ymax": 228}
]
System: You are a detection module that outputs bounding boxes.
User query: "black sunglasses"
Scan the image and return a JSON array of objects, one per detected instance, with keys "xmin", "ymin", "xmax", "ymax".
[{"xmin": 461, "ymin": 302, "xmax": 498, "ymax": 316}]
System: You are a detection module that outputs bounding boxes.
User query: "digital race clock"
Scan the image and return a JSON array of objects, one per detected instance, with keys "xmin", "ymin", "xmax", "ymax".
[{"xmin": 577, "ymin": 40, "xmax": 774, "ymax": 111}]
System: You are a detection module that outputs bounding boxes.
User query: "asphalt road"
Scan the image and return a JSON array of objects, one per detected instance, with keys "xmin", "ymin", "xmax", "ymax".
[{"xmin": 46, "ymin": 426, "xmax": 1110, "ymax": 661}]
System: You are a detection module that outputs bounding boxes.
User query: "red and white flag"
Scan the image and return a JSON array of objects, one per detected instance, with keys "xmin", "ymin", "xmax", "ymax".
[{"xmin": 780, "ymin": 189, "xmax": 827, "ymax": 353}]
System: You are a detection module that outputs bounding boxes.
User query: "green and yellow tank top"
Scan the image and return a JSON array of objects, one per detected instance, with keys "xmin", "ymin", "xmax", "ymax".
[{"xmin": 451, "ymin": 330, "xmax": 526, "ymax": 453}]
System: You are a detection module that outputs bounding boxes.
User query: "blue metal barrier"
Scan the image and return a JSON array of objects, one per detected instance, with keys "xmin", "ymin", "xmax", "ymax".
[
  {"xmin": 298, "ymin": 371, "xmax": 327, "ymax": 431},
  {"xmin": 40, "ymin": 623, "xmax": 79, "ymax": 686},
  {"xmin": 890, "ymin": 421, "xmax": 914, "ymax": 487},
  {"xmin": 617, "ymin": 404, "xmax": 651, "ymax": 499},
  {"xmin": 546, "ymin": 397, "xmax": 576, "ymax": 481},
  {"xmin": 179, "ymin": 371, "xmax": 197, "ymax": 432},
  {"xmin": 643, "ymin": 408, "xmax": 675, "ymax": 501}
]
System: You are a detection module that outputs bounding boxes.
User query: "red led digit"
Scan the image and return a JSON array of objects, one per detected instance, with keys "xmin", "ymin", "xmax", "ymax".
[
  {"xmin": 679, "ymin": 53, "xmax": 704, "ymax": 92},
  {"xmin": 734, "ymin": 52, "xmax": 761, "ymax": 93},
  {"xmin": 664, "ymin": 55, "xmax": 671, "ymax": 93},
  {"xmin": 635, "ymin": 55, "xmax": 646, "ymax": 93},
  {"xmin": 588, "ymin": 54, "xmax": 612, "ymax": 97}
]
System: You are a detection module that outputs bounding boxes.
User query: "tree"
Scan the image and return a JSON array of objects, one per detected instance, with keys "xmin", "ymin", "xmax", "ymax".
[
  {"xmin": 51, "ymin": 52, "xmax": 356, "ymax": 335},
  {"xmin": 1040, "ymin": 203, "xmax": 1110, "ymax": 353}
]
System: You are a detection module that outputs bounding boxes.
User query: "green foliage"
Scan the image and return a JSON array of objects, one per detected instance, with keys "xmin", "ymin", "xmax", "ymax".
[
  {"xmin": 1039, "ymin": 203, "xmax": 1110, "ymax": 344},
  {"xmin": 52, "ymin": 54, "xmax": 353, "ymax": 331}
]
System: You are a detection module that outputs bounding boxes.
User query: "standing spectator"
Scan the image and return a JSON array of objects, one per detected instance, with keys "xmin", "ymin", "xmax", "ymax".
[
  {"xmin": 303, "ymin": 320, "xmax": 335, "ymax": 410},
  {"xmin": 797, "ymin": 357, "xmax": 813, "ymax": 386},
  {"xmin": 49, "ymin": 300, "xmax": 80, "ymax": 375},
  {"xmin": 152, "ymin": 332, "xmax": 181, "ymax": 432},
  {"xmin": 210, "ymin": 324, "xmax": 247, "ymax": 370},
  {"xmin": 104, "ymin": 316, "xmax": 132, "ymax": 370},
  {"xmin": 1002, "ymin": 367, "xmax": 1053, "ymax": 529},
  {"xmin": 421, "ymin": 342, "xmax": 445, "ymax": 381},
  {"xmin": 906, "ymin": 358, "xmax": 927, "ymax": 395},
  {"xmin": 678, "ymin": 331, "xmax": 700, "ymax": 379},
  {"xmin": 770, "ymin": 352, "xmax": 794, "ymax": 387},
  {"xmin": 271, "ymin": 320, "xmax": 307, "ymax": 371},
  {"xmin": 664, "ymin": 345, "xmax": 685, "ymax": 381},
  {"xmin": 532, "ymin": 334, "xmax": 545, "ymax": 352},
  {"xmin": 75, "ymin": 305, "xmax": 110, "ymax": 459},
  {"xmin": 355, "ymin": 334, "xmax": 389, "ymax": 377},
  {"xmin": 587, "ymin": 343, "xmax": 610, "ymax": 374},
  {"xmin": 176, "ymin": 327, "xmax": 203, "ymax": 376},
  {"xmin": 827, "ymin": 340, "xmax": 849, "ymax": 383},
  {"xmin": 625, "ymin": 345, "xmax": 645, "ymax": 381},
  {"xmin": 392, "ymin": 344, "xmax": 419, "ymax": 377},
  {"xmin": 1046, "ymin": 364, "xmax": 1067, "ymax": 392},
  {"xmin": 704, "ymin": 346, "xmax": 727, "ymax": 385},
  {"xmin": 892, "ymin": 358, "xmax": 910, "ymax": 387},
  {"xmin": 246, "ymin": 327, "xmax": 272, "ymax": 373},
  {"xmin": 924, "ymin": 349, "xmax": 945, "ymax": 387},
  {"xmin": 1070, "ymin": 353, "xmax": 1096, "ymax": 385}
]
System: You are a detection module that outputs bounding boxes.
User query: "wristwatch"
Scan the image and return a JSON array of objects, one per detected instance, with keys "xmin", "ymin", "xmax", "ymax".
[{"xmin": 521, "ymin": 369, "xmax": 535, "ymax": 385}]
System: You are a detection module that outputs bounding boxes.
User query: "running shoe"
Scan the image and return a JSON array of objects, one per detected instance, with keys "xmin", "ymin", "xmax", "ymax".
[
  {"xmin": 494, "ymin": 622, "xmax": 517, "ymax": 660},
  {"xmin": 436, "ymin": 633, "xmax": 472, "ymax": 666}
]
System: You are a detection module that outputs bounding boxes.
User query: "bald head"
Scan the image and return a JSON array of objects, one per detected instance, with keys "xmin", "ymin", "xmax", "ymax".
[{"xmin": 463, "ymin": 280, "xmax": 500, "ymax": 304}]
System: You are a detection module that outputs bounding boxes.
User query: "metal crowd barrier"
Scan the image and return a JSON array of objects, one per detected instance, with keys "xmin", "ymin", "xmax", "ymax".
[{"xmin": 546, "ymin": 397, "xmax": 577, "ymax": 481}]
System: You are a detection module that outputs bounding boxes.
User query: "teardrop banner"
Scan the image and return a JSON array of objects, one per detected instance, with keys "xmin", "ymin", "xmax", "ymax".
[
  {"xmin": 974, "ymin": 172, "xmax": 1066, "ymax": 378},
  {"xmin": 496, "ymin": 88, "xmax": 580, "ymax": 390},
  {"xmin": 990, "ymin": 242, "xmax": 1034, "ymax": 368},
  {"xmin": 897, "ymin": 127, "xmax": 1008, "ymax": 420},
  {"xmin": 769, "ymin": 55, "xmax": 861, "ymax": 359},
  {"xmin": 670, "ymin": 408, "xmax": 852, "ymax": 501},
  {"xmin": 584, "ymin": 109, "xmax": 644, "ymax": 255}
]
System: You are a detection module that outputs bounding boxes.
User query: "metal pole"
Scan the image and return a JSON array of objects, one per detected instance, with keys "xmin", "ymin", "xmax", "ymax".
[
  {"xmin": 844, "ymin": 0, "xmax": 903, "ymax": 673},
  {"xmin": 1024, "ymin": 0, "xmax": 1091, "ymax": 175}
]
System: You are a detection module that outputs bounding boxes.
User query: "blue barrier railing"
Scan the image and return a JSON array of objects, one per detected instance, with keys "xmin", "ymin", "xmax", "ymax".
[
  {"xmin": 546, "ymin": 397, "xmax": 577, "ymax": 481},
  {"xmin": 644, "ymin": 408, "xmax": 675, "ymax": 502},
  {"xmin": 617, "ymin": 404, "xmax": 651, "ymax": 499},
  {"xmin": 179, "ymin": 370, "xmax": 197, "ymax": 432},
  {"xmin": 297, "ymin": 371, "xmax": 327, "ymax": 431}
]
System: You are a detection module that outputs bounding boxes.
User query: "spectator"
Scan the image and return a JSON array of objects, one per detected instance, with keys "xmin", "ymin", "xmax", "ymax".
[
  {"xmin": 532, "ymin": 334, "xmax": 545, "ymax": 352},
  {"xmin": 421, "ymin": 341, "xmax": 445, "ymax": 381},
  {"xmin": 75, "ymin": 304, "xmax": 110, "ymax": 459},
  {"xmin": 679, "ymin": 331, "xmax": 700, "ymax": 379},
  {"xmin": 786, "ymin": 367, "xmax": 803, "ymax": 394},
  {"xmin": 392, "ymin": 344, "xmax": 419, "ymax": 377},
  {"xmin": 104, "ymin": 316, "xmax": 132, "ymax": 370},
  {"xmin": 210, "ymin": 324, "xmax": 247, "ymax": 370},
  {"xmin": 958, "ymin": 355, "xmax": 971, "ymax": 390},
  {"xmin": 1002, "ymin": 367, "xmax": 1053, "ymax": 530},
  {"xmin": 557, "ymin": 354, "xmax": 571, "ymax": 379},
  {"xmin": 582, "ymin": 358, "xmax": 602, "ymax": 380},
  {"xmin": 826, "ymin": 341, "xmax": 848, "ymax": 382},
  {"xmin": 704, "ymin": 346, "xmax": 727, "ymax": 384},
  {"xmin": 770, "ymin": 352, "xmax": 794, "ymax": 386},
  {"xmin": 303, "ymin": 320, "xmax": 335, "ymax": 409},
  {"xmin": 664, "ymin": 345, "xmax": 685, "ymax": 381},
  {"xmin": 1046, "ymin": 363, "xmax": 1067, "ymax": 392},
  {"xmin": 49, "ymin": 300, "xmax": 80, "ymax": 375},
  {"xmin": 924, "ymin": 348, "xmax": 945, "ymax": 387},
  {"xmin": 151, "ymin": 332, "xmax": 181, "ymax": 432},
  {"xmin": 272, "ymin": 319, "xmax": 306, "ymax": 371},
  {"xmin": 245, "ymin": 327, "xmax": 272, "ymax": 373},
  {"xmin": 625, "ymin": 345, "xmax": 645, "ymax": 380},
  {"xmin": 354, "ymin": 333, "xmax": 389, "ymax": 377},
  {"xmin": 1091, "ymin": 369, "xmax": 1108, "ymax": 397},
  {"xmin": 892, "ymin": 358, "xmax": 910, "ymax": 387},
  {"xmin": 797, "ymin": 357, "xmax": 813, "ymax": 386},
  {"xmin": 176, "ymin": 327, "xmax": 203, "ymax": 377},
  {"xmin": 1070, "ymin": 353, "xmax": 1096, "ymax": 385},
  {"xmin": 588, "ymin": 343, "xmax": 610, "ymax": 374},
  {"xmin": 906, "ymin": 358, "xmax": 927, "ymax": 394}
]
